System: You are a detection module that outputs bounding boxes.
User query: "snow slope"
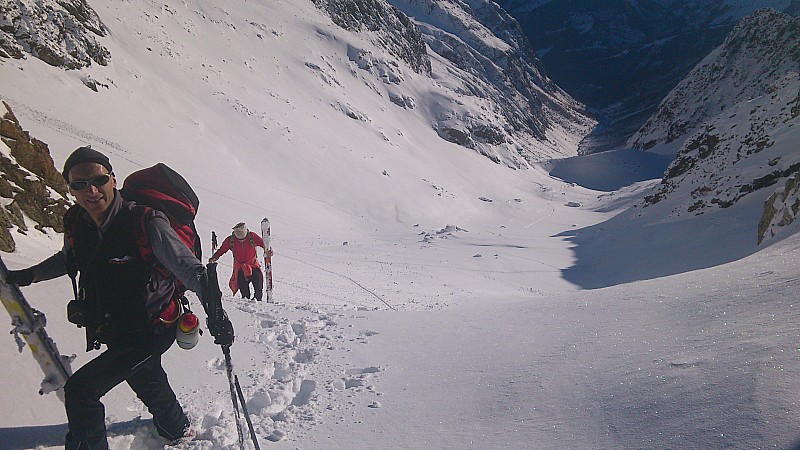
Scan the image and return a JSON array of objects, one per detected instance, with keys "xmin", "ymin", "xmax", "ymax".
[{"xmin": 1, "ymin": 0, "xmax": 800, "ymax": 449}]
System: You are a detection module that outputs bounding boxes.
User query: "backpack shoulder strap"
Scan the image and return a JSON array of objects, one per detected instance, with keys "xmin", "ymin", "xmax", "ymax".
[
  {"xmin": 130, "ymin": 205, "xmax": 156, "ymax": 264},
  {"xmin": 230, "ymin": 232, "xmax": 256, "ymax": 248},
  {"xmin": 63, "ymin": 205, "xmax": 83, "ymax": 248},
  {"xmin": 62, "ymin": 205, "xmax": 83, "ymax": 301}
]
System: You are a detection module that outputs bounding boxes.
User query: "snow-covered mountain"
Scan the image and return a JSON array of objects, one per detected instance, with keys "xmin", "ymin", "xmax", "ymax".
[
  {"xmin": 3, "ymin": 1, "xmax": 800, "ymax": 449},
  {"xmin": 496, "ymin": 0, "xmax": 795, "ymax": 153},
  {"xmin": 1, "ymin": 0, "xmax": 594, "ymax": 167},
  {"xmin": 628, "ymin": 8, "xmax": 800, "ymax": 242}
]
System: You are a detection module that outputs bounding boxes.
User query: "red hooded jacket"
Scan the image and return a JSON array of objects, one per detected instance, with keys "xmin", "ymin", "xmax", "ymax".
[{"xmin": 211, "ymin": 231, "xmax": 265, "ymax": 294}]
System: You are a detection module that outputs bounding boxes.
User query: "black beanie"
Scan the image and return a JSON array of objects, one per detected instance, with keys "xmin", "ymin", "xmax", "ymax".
[{"xmin": 62, "ymin": 146, "xmax": 113, "ymax": 181}]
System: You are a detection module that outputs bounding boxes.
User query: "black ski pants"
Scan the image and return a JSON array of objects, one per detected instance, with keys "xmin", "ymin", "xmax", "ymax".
[
  {"xmin": 237, "ymin": 267, "xmax": 264, "ymax": 301},
  {"xmin": 64, "ymin": 329, "xmax": 188, "ymax": 449}
]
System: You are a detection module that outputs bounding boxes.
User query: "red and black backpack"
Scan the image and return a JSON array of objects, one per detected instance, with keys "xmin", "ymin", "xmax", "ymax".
[{"xmin": 120, "ymin": 163, "xmax": 202, "ymax": 297}]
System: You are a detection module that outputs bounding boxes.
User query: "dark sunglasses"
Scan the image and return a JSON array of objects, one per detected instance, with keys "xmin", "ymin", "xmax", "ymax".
[{"xmin": 69, "ymin": 173, "xmax": 113, "ymax": 191}]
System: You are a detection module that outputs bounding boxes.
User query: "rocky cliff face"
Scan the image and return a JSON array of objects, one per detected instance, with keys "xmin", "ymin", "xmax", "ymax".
[
  {"xmin": 311, "ymin": 0, "xmax": 432, "ymax": 75},
  {"xmin": 0, "ymin": 0, "xmax": 109, "ymax": 68},
  {"xmin": 0, "ymin": 102, "xmax": 71, "ymax": 252},
  {"xmin": 389, "ymin": 0, "xmax": 569, "ymax": 140},
  {"xmin": 625, "ymin": 9, "xmax": 800, "ymax": 242}
]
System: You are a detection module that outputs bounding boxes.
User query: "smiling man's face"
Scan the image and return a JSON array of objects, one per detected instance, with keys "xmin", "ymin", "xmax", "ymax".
[{"xmin": 68, "ymin": 162, "xmax": 117, "ymax": 226}]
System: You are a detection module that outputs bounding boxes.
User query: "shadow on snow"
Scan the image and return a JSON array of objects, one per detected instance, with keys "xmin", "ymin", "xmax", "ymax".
[
  {"xmin": 0, "ymin": 423, "xmax": 67, "ymax": 449},
  {"xmin": 0, "ymin": 418, "xmax": 155, "ymax": 449},
  {"xmin": 547, "ymin": 148, "xmax": 792, "ymax": 289}
]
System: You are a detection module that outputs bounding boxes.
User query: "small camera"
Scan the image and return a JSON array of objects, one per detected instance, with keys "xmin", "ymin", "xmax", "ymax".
[{"xmin": 67, "ymin": 299, "xmax": 89, "ymax": 327}]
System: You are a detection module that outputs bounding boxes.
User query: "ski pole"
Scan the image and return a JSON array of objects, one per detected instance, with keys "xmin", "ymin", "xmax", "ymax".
[
  {"xmin": 234, "ymin": 370, "xmax": 261, "ymax": 449},
  {"xmin": 223, "ymin": 345, "xmax": 260, "ymax": 449},
  {"xmin": 206, "ymin": 263, "xmax": 246, "ymax": 448},
  {"xmin": 223, "ymin": 345, "xmax": 246, "ymax": 449},
  {"xmin": 207, "ymin": 262, "xmax": 260, "ymax": 449}
]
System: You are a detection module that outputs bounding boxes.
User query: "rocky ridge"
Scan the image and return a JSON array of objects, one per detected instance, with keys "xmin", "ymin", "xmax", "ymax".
[
  {"xmin": 759, "ymin": 170, "xmax": 800, "ymax": 244},
  {"xmin": 392, "ymin": 0, "xmax": 593, "ymax": 162}
]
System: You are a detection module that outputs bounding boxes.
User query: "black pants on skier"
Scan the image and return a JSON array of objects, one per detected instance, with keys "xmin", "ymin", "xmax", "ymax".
[
  {"xmin": 63, "ymin": 329, "xmax": 189, "ymax": 449},
  {"xmin": 237, "ymin": 267, "xmax": 264, "ymax": 301}
]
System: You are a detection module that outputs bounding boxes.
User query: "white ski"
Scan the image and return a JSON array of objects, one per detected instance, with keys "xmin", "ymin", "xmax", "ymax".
[{"xmin": 260, "ymin": 218, "xmax": 273, "ymax": 302}]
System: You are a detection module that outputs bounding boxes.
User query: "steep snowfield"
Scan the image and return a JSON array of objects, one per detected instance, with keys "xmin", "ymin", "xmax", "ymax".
[{"xmin": 1, "ymin": 0, "xmax": 799, "ymax": 449}]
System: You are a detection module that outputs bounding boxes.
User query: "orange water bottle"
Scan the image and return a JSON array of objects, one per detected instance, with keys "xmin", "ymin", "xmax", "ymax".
[{"xmin": 176, "ymin": 312, "xmax": 200, "ymax": 349}]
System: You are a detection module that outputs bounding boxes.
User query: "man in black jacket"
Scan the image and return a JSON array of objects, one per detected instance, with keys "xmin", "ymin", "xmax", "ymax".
[{"xmin": 8, "ymin": 147, "xmax": 233, "ymax": 449}]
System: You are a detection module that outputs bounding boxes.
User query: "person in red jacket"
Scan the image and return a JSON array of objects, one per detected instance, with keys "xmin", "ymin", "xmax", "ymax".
[{"xmin": 208, "ymin": 222, "xmax": 268, "ymax": 301}]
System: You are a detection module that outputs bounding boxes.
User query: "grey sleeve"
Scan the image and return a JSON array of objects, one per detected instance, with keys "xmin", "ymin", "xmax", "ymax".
[
  {"xmin": 29, "ymin": 250, "xmax": 70, "ymax": 282},
  {"xmin": 28, "ymin": 232, "xmax": 71, "ymax": 282},
  {"xmin": 145, "ymin": 211, "xmax": 206, "ymax": 298}
]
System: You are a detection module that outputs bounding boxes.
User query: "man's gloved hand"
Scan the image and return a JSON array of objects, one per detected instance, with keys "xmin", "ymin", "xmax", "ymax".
[
  {"xmin": 6, "ymin": 268, "xmax": 34, "ymax": 287},
  {"xmin": 207, "ymin": 310, "xmax": 234, "ymax": 346}
]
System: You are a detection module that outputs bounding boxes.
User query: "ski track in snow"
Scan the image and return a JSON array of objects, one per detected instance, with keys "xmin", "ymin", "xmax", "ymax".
[{"xmin": 1, "ymin": 97, "xmax": 142, "ymax": 166}]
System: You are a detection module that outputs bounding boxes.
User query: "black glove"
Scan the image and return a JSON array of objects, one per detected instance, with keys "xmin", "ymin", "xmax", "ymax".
[
  {"xmin": 6, "ymin": 268, "xmax": 34, "ymax": 287},
  {"xmin": 207, "ymin": 310, "xmax": 234, "ymax": 346},
  {"xmin": 201, "ymin": 263, "xmax": 234, "ymax": 346}
]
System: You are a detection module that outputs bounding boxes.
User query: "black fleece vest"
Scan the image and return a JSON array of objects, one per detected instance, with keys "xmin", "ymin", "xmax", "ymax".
[{"xmin": 66, "ymin": 204, "xmax": 153, "ymax": 346}]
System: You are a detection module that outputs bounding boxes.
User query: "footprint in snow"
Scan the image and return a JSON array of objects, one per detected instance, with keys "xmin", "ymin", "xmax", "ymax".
[
  {"xmin": 291, "ymin": 321, "xmax": 307, "ymax": 337},
  {"xmin": 345, "ymin": 367, "xmax": 382, "ymax": 375},
  {"xmin": 345, "ymin": 378, "xmax": 365, "ymax": 388},
  {"xmin": 260, "ymin": 318, "xmax": 278, "ymax": 328},
  {"xmin": 290, "ymin": 379, "xmax": 317, "ymax": 406},
  {"xmin": 266, "ymin": 429, "xmax": 286, "ymax": 442},
  {"xmin": 293, "ymin": 348, "xmax": 317, "ymax": 363},
  {"xmin": 340, "ymin": 366, "xmax": 382, "ymax": 390}
]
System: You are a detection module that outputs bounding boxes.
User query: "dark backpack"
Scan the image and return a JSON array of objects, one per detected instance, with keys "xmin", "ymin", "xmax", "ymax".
[{"xmin": 120, "ymin": 163, "xmax": 201, "ymax": 295}]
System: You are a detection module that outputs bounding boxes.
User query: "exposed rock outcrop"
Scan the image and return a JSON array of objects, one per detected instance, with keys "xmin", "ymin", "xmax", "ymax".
[
  {"xmin": 758, "ymin": 168, "xmax": 800, "ymax": 244},
  {"xmin": 0, "ymin": 101, "xmax": 71, "ymax": 252},
  {"xmin": 0, "ymin": 0, "xmax": 109, "ymax": 68}
]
